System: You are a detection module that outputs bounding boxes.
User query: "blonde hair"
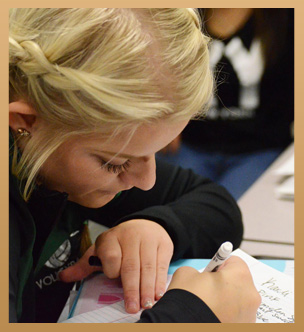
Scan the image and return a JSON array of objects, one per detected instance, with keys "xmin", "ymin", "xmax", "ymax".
[{"xmin": 9, "ymin": 8, "xmax": 214, "ymax": 200}]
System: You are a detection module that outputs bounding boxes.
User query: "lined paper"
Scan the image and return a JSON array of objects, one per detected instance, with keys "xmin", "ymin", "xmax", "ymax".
[
  {"xmin": 62, "ymin": 301, "xmax": 141, "ymax": 323},
  {"xmin": 62, "ymin": 249, "xmax": 294, "ymax": 323}
]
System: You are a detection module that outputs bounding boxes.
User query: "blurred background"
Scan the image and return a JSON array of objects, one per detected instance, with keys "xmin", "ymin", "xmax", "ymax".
[{"xmin": 157, "ymin": 8, "xmax": 294, "ymax": 201}]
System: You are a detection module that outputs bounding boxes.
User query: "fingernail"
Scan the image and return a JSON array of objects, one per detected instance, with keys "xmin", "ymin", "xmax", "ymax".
[
  {"xmin": 157, "ymin": 292, "xmax": 164, "ymax": 298},
  {"xmin": 126, "ymin": 301, "xmax": 138, "ymax": 313},
  {"xmin": 143, "ymin": 299, "xmax": 153, "ymax": 309}
]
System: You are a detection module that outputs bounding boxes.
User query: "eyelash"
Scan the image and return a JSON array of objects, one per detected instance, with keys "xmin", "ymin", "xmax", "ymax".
[{"xmin": 100, "ymin": 159, "xmax": 131, "ymax": 174}]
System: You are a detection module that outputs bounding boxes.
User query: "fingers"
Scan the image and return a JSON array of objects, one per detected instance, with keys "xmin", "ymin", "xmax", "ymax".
[
  {"xmin": 155, "ymin": 242, "xmax": 173, "ymax": 300},
  {"xmin": 167, "ymin": 266, "xmax": 200, "ymax": 291},
  {"xmin": 167, "ymin": 260, "xmax": 261, "ymax": 323},
  {"xmin": 95, "ymin": 231, "xmax": 140, "ymax": 313},
  {"xmin": 120, "ymin": 237, "xmax": 172, "ymax": 313},
  {"xmin": 137, "ymin": 229, "xmax": 173, "ymax": 309},
  {"xmin": 217, "ymin": 256, "xmax": 251, "ymax": 276},
  {"xmin": 120, "ymin": 238, "xmax": 141, "ymax": 313},
  {"xmin": 95, "ymin": 228, "xmax": 144, "ymax": 314},
  {"xmin": 95, "ymin": 230, "xmax": 142, "ymax": 313},
  {"xmin": 93, "ymin": 220, "xmax": 173, "ymax": 314},
  {"xmin": 59, "ymin": 245, "xmax": 102, "ymax": 283},
  {"xmin": 139, "ymin": 240, "xmax": 157, "ymax": 309},
  {"xmin": 219, "ymin": 256, "xmax": 262, "ymax": 323},
  {"xmin": 122, "ymin": 239, "xmax": 172, "ymax": 312},
  {"xmin": 219, "ymin": 256, "xmax": 262, "ymax": 310},
  {"xmin": 95, "ymin": 233, "xmax": 122, "ymax": 279}
]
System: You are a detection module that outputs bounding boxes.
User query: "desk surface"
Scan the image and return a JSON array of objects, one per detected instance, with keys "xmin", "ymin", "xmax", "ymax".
[{"xmin": 238, "ymin": 144, "xmax": 294, "ymax": 259}]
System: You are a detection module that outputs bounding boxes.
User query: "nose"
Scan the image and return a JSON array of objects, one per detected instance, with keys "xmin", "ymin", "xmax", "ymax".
[{"xmin": 121, "ymin": 155, "xmax": 156, "ymax": 191}]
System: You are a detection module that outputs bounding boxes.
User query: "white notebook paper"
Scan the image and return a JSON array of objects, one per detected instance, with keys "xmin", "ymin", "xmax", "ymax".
[
  {"xmin": 230, "ymin": 249, "xmax": 294, "ymax": 323},
  {"xmin": 62, "ymin": 249, "xmax": 294, "ymax": 323}
]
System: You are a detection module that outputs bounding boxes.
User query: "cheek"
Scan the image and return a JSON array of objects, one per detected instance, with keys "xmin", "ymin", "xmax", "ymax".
[
  {"xmin": 71, "ymin": 161, "xmax": 127, "ymax": 195},
  {"xmin": 41, "ymin": 152, "xmax": 109, "ymax": 191},
  {"xmin": 64, "ymin": 160, "xmax": 111, "ymax": 189}
]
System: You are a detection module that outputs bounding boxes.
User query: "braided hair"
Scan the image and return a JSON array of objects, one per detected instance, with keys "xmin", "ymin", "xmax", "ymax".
[{"xmin": 9, "ymin": 8, "xmax": 214, "ymax": 200}]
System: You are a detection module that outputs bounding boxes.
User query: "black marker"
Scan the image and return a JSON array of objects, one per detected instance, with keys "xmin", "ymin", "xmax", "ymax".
[{"xmin": 88, "ymin": 255, "xmax": 102, "ymax": 267}]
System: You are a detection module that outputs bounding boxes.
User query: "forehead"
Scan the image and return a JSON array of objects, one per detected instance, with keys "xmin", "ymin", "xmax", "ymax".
[{"xmin": 84, "ymin": 119, "xmax": 189, "ymax": 157}]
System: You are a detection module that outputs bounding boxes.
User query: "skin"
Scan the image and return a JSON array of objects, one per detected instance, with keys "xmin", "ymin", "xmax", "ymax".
[
  {"xmin": 10, "ymin": 101, "xmax": 261, "ymax": 321},
  {"xmin": 9, "ymin": 100, "xmax": 188, "ymax": 313},
  {"xmin": 168, "ymin": 256, "xmax": 262, "ymax": 323},
  {"xmin": 205, "ymin": 8, "xmax": 254, "ymax": 39},
  {"xmin": 37, "ymin": 120, "xmax": 189, "ymax": 208},
  {"xmin": 46, "ymin": 120, "xmax": 189, "ymax": 313}
]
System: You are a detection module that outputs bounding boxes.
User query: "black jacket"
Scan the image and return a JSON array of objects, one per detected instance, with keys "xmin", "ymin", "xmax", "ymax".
[
  {"xmin": 10, "ymin": 153, "xmax": 242, "ymax": 322},
  {"xmin": 183, "ymin": 9, "xmax": 294, "ymax": 153}
]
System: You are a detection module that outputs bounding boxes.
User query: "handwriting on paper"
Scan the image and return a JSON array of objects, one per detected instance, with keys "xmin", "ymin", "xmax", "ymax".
[
  {"xmin": 64, "ymin": 249, "xmax": 294, "ymax": 324},
  {"xmin": 255, "ymin": 277, "xmax": 294, "ymax": 323},
  {"xmin": 230, "ymin": 249, "xmax": 294, "ymax": 324}
]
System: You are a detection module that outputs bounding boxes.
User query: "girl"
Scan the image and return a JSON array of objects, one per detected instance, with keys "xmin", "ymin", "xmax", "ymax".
[{"xmin": 9, "ymin": 8, "xmax": 260, "ymax": 323}]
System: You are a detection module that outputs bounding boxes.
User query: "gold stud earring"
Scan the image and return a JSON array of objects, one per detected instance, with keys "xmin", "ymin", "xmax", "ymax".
[{"xmin": 17, "ymin": 128, "xmax": 30, "ymax": 137}]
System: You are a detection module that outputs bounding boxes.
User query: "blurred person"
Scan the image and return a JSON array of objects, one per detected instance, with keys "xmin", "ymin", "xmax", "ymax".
[{"xmin": 158, "ymin": 8, "xmax": 294, "ymax": 200}]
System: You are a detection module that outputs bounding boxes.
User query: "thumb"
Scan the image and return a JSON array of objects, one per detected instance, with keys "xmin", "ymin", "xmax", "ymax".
[
  {"xmin": 216, "ymin": 256, "xmax": 247, "ymax": 272},
  {"xmin": 59, "ymin": 245, "xmax": 102, "ymax": 283}
]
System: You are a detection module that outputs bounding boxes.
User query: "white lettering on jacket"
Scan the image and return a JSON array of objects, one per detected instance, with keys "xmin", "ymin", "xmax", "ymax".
[
  {"xmin": 208, "ymin": 37, "xmax": 265, "ymax": 119},
  {"xmin": 35, "ymin": 260, "xmax": 76, "ymax": 290}
]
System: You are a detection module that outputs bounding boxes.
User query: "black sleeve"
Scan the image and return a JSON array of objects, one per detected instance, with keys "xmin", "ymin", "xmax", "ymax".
[
  {"xmin": 9, "ymin": 176, "xmax": 36, "ymax": 323},
  {"xmin": 9, "ymin": 208, "xmax": 20, "ymax": 323},
  {"xmin": 93, "ymin": 159, "xmax": 243, "ymax": 260},
  {"xmin": 137, "ymin": 289, "xmax": 220, "ymax": 323}
]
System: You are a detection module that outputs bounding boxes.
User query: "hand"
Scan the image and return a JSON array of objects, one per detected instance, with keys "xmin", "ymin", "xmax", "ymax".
[
  {"xmin": 159, "ymin": 135, "xmax": 181, "ymax": 154},
  {"xmin": 167, "ymin": 256, "xmax": 261, "ymax": 323},
  {"xmin": 59, "ymin": 219, "xmax": 174, "ymax": 314}
]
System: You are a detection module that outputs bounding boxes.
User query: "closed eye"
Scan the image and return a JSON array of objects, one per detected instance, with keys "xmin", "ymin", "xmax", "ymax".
[{"xmin": 100, "ymin": 159, "xmax": 131, "ymax": 174}]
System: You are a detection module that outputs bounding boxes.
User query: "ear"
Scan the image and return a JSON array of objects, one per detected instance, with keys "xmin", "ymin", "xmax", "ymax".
[{"xmin": 9, "ymin": 101, "xmax": 37, "ymax": 134}]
